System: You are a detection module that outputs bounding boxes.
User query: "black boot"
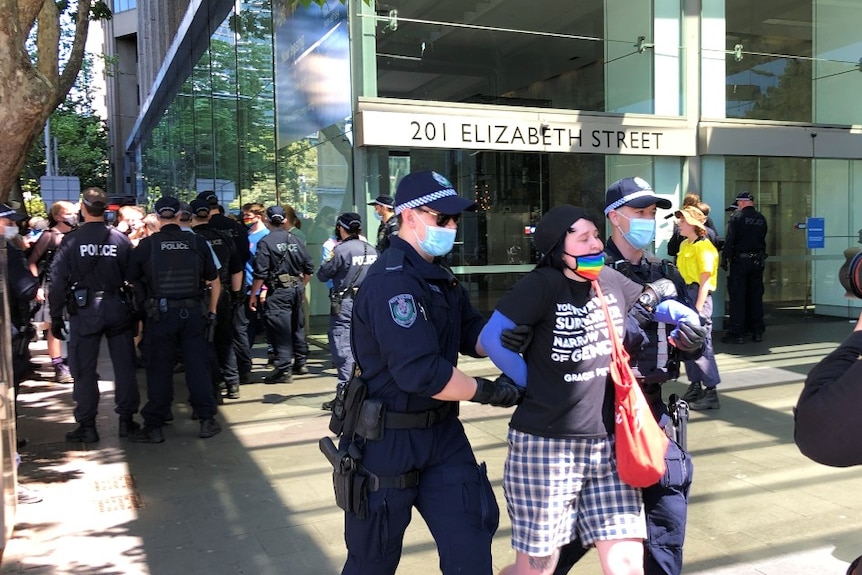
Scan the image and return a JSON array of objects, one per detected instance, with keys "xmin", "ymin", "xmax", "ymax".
[
  {"xmin": 118, "ymin": 417, "xmax": 140, "ymax": 438},
  {"xmin": 226, "ymin": 383, "xmax": 240, "ymax": 399},
  {"xmin": 66, "ymin": 421, "xmax": 99, "ymax": 443}
]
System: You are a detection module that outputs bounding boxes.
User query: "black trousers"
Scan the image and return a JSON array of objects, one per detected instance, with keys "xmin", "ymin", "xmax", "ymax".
[
  {"xmin": 727, "ymin": 257, "xmax": 765, "ymax": 336},
  {"xmin": 141, "ymin": 305, "xmax": 215, "ymax": 426},
  {"xmin": 67, "ymin": 296, "xmax": 140, "ymax": 423}
]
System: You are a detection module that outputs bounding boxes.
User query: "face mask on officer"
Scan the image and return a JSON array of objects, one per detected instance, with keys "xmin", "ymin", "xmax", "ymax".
[
  {"xmin": 3, "ymin": 225, "xmax": 18, "ymax": 240},
  {"xmin": 413, "ymin": 209, "xmax": 457, "ymax": 257},
  {"xmin": 373, "ymin": 211, "xmax": 382, "ymax": 222},
  {"xmin": 614, "ymin": 211, "xmax": 656, "ymax": 250}
]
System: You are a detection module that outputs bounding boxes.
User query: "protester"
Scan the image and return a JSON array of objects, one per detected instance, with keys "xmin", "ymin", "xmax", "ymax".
[
  {"xmin": 29, "ymin": 200, "xmax": 78, "ymax": 384},
  {"xmin": 480, "ymin": 203, "xmax": 700, "ymax": 575},
  {"xmin": 553, "ymin": 177, "xmax": 702, "ymax": 575},
  {"xmin": 675, "ymin": 206, "xmax": 722, "ymax": 410}
]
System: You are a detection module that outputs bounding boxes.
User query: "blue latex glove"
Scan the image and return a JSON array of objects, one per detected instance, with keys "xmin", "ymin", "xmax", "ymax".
[{"xmin": 653, "ymin": 299, "xmax": 700, "ymax": 327}]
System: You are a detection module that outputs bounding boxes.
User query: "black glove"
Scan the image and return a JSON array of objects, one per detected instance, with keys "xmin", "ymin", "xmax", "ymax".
[
  {"xmin": 50, "ymin": 319, "xmax": 68, "ymax": 341},
  {"xmin": 672, "ymin": 321, "xmax": 707, "ymax": 353},
  {"xmin": 720, "ymin": 257, "xmax": 728, "ymax": 272},
  {"xmin": 501, "ymin": 325, "xmax": 533, "ymax": 354},
  {"xmin": 230, "ymin": 290, "xmax": 244, "ymax": 308},
  {"xmin": 641, "ymin": 278, "xmax": 678, "ymax": 309},
  {"xmin": 471, "ymin": 374, "xmax": 524, "ymax": 408},
  {"xmin": 630, "ymin": 302, "xmax": 654, "ymax": 327}
]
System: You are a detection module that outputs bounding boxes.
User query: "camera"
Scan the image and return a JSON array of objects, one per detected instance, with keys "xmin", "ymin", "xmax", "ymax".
[{"xmin": 838, "ymin": 246, "xmax": 862, "ymax": 299}]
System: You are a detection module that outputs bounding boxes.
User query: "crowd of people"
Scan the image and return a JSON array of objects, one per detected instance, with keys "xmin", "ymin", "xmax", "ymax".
[
  {"xmin": 3, "ymin": 188, "xmax": 366, "ymax": 446},
  {"xmin": 13, "ymin": 171, "xmax": 845, "ymax": 574}
]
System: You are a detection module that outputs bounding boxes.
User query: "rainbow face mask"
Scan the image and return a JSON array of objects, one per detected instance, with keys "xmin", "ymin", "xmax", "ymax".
[{"xmin": 566, "ymin": 252, "xmax": 604, "ymax": 281}]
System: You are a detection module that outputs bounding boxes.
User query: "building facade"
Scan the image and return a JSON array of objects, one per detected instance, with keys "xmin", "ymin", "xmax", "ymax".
[{"xmin": 112, "ymin": 0, "xmax": 862, "ymax": 321}]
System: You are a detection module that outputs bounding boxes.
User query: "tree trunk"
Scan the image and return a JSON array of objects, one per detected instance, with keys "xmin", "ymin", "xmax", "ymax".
[{"xmin": 0, "ymin": 0, "xmax": 92, "ymax": 204}]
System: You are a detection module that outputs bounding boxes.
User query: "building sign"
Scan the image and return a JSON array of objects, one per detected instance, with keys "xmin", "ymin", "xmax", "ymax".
[
  {"xmin": 806, "ymin": 217, "xmax": 825, "ymax": 249},
  {"xmin": 356, "ymin": 109, "xmax": 696, "ymax": 156}
]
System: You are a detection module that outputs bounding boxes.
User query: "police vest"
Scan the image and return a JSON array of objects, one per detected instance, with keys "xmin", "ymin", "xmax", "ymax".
[
  {"xmin": 147, "ymin": 229, "xmax": 203, "ymax": 299},
  {"xmin": 194, "ymin": 225, "xmax": 234, "ymax": 285}
]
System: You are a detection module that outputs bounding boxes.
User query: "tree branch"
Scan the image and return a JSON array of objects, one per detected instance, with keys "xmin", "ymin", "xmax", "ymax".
[
  {"xmin": 35, "ymin": 0, "xmax": 59, "ymax": 84},
  {"xmin": 56, "ymin": 0, "xmax": 92, "ymax": 109},
  {"xmin": 18, "ymin": 0, "xmax": 44, "ymax": 39}
]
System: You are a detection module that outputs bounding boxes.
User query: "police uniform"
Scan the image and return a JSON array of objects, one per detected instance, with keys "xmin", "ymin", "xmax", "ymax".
[
  {"xmin": 346, "ymin": 235, "xmax": 497, "ymax": 574},
  {"xmin": 49, "ymin": 219, "xmax": 140, "ymax": 441},
  {"xmin": 553, "ymin": 237, "xmax": 695, "ymax": 575},
  {"xmin": 722, "ymin": 198, "xmax": 768, "ymax": 341},
  {"xmin": 127, "ymin": 200, "xmax": 220, "ymax": 440},
  {"xmin": 252, "ymin": 219, "xmax": 313, "ymax": 382},
  {"xmin": 367, "ymin": 195, "xmax": 399, "ymax": 252},
  {"xmin": 192, "ymin": 205, "xmax": 245, "ymax": 397},
  {"xmin": 315, "ymin": 214, "xmax": 378, "ymax": 395}
]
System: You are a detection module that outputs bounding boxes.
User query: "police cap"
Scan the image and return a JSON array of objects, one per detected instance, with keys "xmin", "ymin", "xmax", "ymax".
[
  {"xmin": 155, "ymin": 196, "xmax": 181, "ymax": 217},
  {"xmin": 266, "ymin": 205, "xmax": 286, "ymax": 224},
  {"xmin": 394, "ymin": 171, "xmax": 476, "ymax": 216},
  {"xmin": 190, "ymin": 198, "xmax": 211, "ymax": 218}
]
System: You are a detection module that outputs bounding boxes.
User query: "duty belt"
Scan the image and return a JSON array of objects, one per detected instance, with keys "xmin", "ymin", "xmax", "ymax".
[
  {"xmin": 384, "ymin": 402, "xmax": 456, "ymax": 429},
  {"xmin": 92, "ymin": 289, "xmax": 119, "ymax": 299},
  {"xmin": 736, "ymin": 252, "xmax": 763, "ymax": 259},
  {"xmin": 162, "ymin": 298, "xmax": 202, "ymax": 308}
]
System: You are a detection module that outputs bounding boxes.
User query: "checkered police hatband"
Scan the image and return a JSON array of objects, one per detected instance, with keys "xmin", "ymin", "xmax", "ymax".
[
  {"xmin": 394, "ymin": 188, "xmax": 458, "ymax": 215},
  {"xmin": 604, "ymin": 189, "xmax": 659, "ymax": 215}
]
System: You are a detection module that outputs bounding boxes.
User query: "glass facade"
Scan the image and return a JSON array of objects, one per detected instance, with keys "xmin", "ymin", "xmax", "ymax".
[
  {"xmin": 363, "ymin": 0, "xmax": 683, "ymax": 115},
  {"xmin": 129, "ymin": 0, "xmax": 862, "ymax": 321},
  {"xmin": 113, "ymin": 0, "xmax": 136, "ymax": 13},
  {"xmin": 704, "ymin": 0, "xmax": 862, "ymax": 124}
]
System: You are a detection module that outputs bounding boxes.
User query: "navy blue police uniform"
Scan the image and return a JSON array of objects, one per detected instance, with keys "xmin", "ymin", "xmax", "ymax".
[
  {"xmin": 344, "ymin": 235, "xmax": 498, "ymax": 574},
  {"xmin": 722, "ymin": 198, "xmax": 768, "ymax": 341},
  {"xmin": 49, "ymin": 219, "xmax": 140, "ymax": 438},
  {"xmin": 252, "ymin": 222, "xmax": 313, "ymax": 382},
  {"xmin": 127, "ymin": 211, "xmax": 219, "ymax": 434},
  {"xmin": 315, "ymin": 215, "xmax": 378, "ymax": 391},
  {"xmin": 195, "ymin": 191, "xmax": 255, "ymax": 379},
  {"xmin": 192, "ymin": 208, "xmax": 245, "ymax": 397},
  {"xmin": 552, "ymin": 237, "xmax": 695, "ymax": 575}
]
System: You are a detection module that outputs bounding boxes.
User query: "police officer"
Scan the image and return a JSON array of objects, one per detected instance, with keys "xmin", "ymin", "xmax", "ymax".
[
  {"xmin": 316, "ymin": 212, "xmax": 378, "ymax": 410},
  {"xmin": 552, "ymin": 177, "xmax": 705, "ymax": 575},
  {"xmin": 367, "ymin": 195, "xmax": 399, "ymax": 252},
  {"xmin": 721, "ymin": 191, "xmax": 768, "ymax": 343},
  {"xmin": 2, "ymin": 203, "xmax": 39, "ymax": 404},
  {"xmin": 248, "ymin": 206, "xmax": 313, "ymax": 384},
  {"xmin": 340, "ymin": 170, "xmax": 522, "ymax": 575},
  {"xmin": 47, "ymin": 187, "xmax": 141, "ymax": 443},
  {"xmin": 126, "ymin": 196, "xmax": 222, "ymax": 443},
  {"xmin": 190, "ymin": 198, "xmax": 245, "ymax": 399}
]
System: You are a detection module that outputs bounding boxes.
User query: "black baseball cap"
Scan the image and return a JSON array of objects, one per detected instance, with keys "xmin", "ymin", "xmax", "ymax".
[
  {"xmin": 190, "ymin": 198, "xmax": 211, "ymax": 218},
  {"xmin": 155, "ymin": 196, "xmax": 181, "ymax": 217},
  {"xmin": 367, "ymin": 195, "xmax": 395, "ymax": 208},
  {"xmin": 0, "ymin": 203, "xmax": 26, "ymax": 222},
  {"xmin": 266, "ymin": 205, "xmax": 286, "ymax": 223}
]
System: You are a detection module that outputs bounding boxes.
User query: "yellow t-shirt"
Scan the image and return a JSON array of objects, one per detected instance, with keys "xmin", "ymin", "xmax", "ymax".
[{"xmin": 676, "ymin": 238, "xmax": 719, "ymax": 292}]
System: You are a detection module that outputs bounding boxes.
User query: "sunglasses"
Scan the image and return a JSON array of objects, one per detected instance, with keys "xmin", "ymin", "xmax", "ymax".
[{"xmin": 417, "ymin": 206, "xmax": 460, "ymax": 227}]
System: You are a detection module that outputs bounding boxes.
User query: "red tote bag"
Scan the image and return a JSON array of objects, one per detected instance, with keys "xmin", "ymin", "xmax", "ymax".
[{"xmin": 593, "ymin": 280, "xmax": 668, "ymax": 488}]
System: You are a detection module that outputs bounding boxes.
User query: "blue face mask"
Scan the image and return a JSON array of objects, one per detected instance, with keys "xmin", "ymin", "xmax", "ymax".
[
  {"xmin": 373, "ymin": 211, "xmax": 382, "ymax": 222},
  {"xmin": 617, "ymin": 213, "xmax": 656, "ymax": 250},
  {"xmin": 414, "ymin": 217, "xmax": 457, "ymax": 256}
]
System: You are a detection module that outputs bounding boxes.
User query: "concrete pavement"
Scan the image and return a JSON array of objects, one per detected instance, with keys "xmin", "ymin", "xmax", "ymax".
[{"xmin": 2, "ymin": 316, "xmax": 861, "ymax": 574}]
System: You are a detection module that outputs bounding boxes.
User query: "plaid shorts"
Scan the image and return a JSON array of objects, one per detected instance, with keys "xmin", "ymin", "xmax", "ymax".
[{"xmin": 503, "ymin": 429, "xmax": 645, "ymax": 556}]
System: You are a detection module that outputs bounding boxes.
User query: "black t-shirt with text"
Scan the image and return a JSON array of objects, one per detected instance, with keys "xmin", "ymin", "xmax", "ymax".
[{"xmin": 497, "ymin": 266, "xmax": 642, "ymax": 438}]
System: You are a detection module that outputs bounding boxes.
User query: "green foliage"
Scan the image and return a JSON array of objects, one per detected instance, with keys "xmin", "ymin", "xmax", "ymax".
[{"xmin": 21, "ymin": 54, "xmax": 109, "ymax": 195}]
